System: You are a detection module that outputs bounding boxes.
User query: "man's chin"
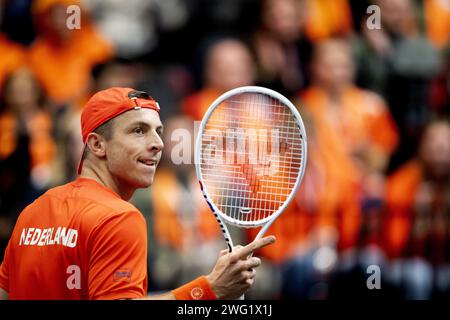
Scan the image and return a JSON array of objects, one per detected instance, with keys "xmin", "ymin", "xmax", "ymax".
[{"xmin": 136, "ymin": 176, "xmax": 154, "ymax": 189}]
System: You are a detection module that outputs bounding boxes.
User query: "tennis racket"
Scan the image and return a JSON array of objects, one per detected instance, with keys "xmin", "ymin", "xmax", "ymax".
[{"xmin": 194, "ymin": 86, "xmax": 307, "ymax": 297}]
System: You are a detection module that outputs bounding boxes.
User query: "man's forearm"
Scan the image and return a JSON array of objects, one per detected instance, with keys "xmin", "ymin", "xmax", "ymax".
[
  {"xmin": 136, "ymin": 276, "xmax": 217, "ymax": 300},
  {"xmin": 136, "ymin": 292, "xmax": 176, "ymax": 300}
]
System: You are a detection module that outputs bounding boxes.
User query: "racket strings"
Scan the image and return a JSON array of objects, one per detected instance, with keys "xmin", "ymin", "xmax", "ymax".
[{"xmin": 200, "ymin": 92, "xmax": 304, "ymax": 225}]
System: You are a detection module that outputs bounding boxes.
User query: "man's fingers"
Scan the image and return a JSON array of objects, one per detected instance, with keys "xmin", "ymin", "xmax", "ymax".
[
  {"xmin": 242, "ymin": 268, "xmax": 257, "ymax": 279},
  {"xmin": 227, "ymin": 245, "xmax": 246, "ymax": 263},
  {"xmin": 236, "ymin": 236, "xmax": 276, "ymax": 259},
  {"xmin": 245, "ymin": 257, "xmax": 261, "ymax": 270}
]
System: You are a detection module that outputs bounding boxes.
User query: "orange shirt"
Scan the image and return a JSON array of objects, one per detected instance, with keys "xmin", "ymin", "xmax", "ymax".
[
  {"xmin": 245, "ymin": 117, "xmax": 362, "ymax": 262},
  {"xmin": 0, "ymin": 178, "xmax": 148, "ymax": 300},
  {"xmin": 424, "ymin": 0, "xmax": 450, "ymax": 49},
  {"xmin": 151, "ymin": 167, "xmax": 221, "ymax": 250},
  {"xmin": 28, "ymin": 26, "xmax": 113, "ymax": 104},
  {"xmin": 304, "ymin": 0, "xmax": 353, "ymax": 42},
  {"xmin": 245, "ymin": 105, "xmax": 361, "ymax": 262},
  {"xmin": 181, "ymin": 88, "xmax": 222, "ymax": 121},
  {"xmin": 384, "ymin": 160, "xmax": 423, "ymax": 258},
  {"xmin": 300, "ymin": 86, "xmax": 399, "ymax": 167},
  {"xmin": 0, "ymin": 111, "xmax": 56, "ymax": 169}
]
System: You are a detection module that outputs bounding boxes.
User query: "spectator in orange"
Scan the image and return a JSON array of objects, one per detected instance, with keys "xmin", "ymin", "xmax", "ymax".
[
  {"xmin": 150, "ymin": 115, "xmax": 223, "ymax": 290},
  {"xmin": 247, "ymin": 111, "xmax": 361, "ymax": 259},
  {"xmin": 304, "ymin": 0, "xmax": 353, "ymax": 42},
  {"xmin": 422, "ymin": 0, "xmax": 450, "ymax": 50},
  {"xmin": 0, "ymin": 33, "xmax": 26, "ymax": 88},
  {"xmin": 300, "ymin": 39, "xmax": 398, "ymax": 248},
  {"xmin": 0, "ymin": 68, "xmax": 56, "ymax": 189},
  {"xmin": 385, "ymin": 118, "xmax": 450, "ymax": 299},
  {"xmin": 28, "ymin": 0, "xmax": 114, "ymax": 107},
  {"xmin": 181, "ymin": 38, "xmax": 255, "ymax": 121},
  {"xmin": 281, "ymin": 38, "xmax": 400, "ymax": 298},
  {"xmin": 0, "ymin": 68, "xmax": 56, "ymax": 259},
  {"xmin": 301, "ymin": 38, "xmax": 398, "ymax": 182},
  {"xmin": 245, "ymin": 111, "xmax": 361, "ymax": 299}
]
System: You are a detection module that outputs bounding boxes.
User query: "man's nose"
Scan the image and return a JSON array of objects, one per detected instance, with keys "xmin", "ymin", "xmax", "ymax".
[{"xmin": 149, "ymin": 132, "xmax": 164, "ymax": 151}]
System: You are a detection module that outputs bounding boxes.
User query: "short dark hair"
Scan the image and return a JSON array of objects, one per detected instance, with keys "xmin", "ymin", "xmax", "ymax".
[{"xmin": 81, "ymin": 118, "xmax": 115, "ymax": 160}]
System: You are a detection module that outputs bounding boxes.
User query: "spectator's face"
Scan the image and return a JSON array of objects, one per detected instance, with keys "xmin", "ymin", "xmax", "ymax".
[
  {"xmin": 377, "ymin": 0, "xmax": 414, "ymax": 35},
  {"xmin": 312, "ymin": 42, "xmax": 354, "ymax": 92},
  {"xmin": 206, "ymin": 40, "xmax": 255, "ymax": 92},
  {"xmin": 4, "ymin": 69, "xmax": 40, "ymax": 113},
  {"xmin": 161, "ymin": 116, "xmax": 194, "ymax": 167},
  {"xmin": 262, "ymin": 0, "xmax": 304, "ymax": 43},
  {"xmin": 419, "ymin": 122, "xmax": 450, "ymax": 180},
  {"xmin": 96, "ymin": 64, "xmax": 137, "ymax": 91},
  {"xmin": 104, "ymin": 109, "xmax": 164, "ymax": 189}
]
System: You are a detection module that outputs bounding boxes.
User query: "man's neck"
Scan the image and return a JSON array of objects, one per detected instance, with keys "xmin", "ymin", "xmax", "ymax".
[{"xmin": 79, "ymin": 166, "xmax": 135, "ymax": 201}]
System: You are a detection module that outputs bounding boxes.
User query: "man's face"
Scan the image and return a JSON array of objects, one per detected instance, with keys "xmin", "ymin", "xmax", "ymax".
[
  {"xmin": 206, "ymin": 40, "xmax": 255, "ymax": 92},
  {"xmin": 262, "ymin": 0, "xmax": 304, "ymax": 43},
  {"xmin": 104, "ymin": 108, "xmax": 164, "ymax": 189},
  {"xmin": 419, "ymin": 122, "xmax": 450, "ymax": 180},
  {"xmin": 312, "ymin": 43, "xmax": 354, "ymax": 93}
]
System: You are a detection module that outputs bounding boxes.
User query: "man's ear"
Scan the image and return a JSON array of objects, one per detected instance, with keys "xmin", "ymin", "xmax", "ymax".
[{"xmin": 85, "ymin": 133, "xmax": 107, "ymax": 158}]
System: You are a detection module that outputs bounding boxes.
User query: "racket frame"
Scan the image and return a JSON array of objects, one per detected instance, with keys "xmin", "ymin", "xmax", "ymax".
[{"xmin": 195, "ymin": 86, "xmax": 307, "ymax": 252}]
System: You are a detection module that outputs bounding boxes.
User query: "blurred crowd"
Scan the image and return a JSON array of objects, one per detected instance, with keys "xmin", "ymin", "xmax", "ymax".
[{"xmin": 0, "ymin": 0, "xmax": 449, "ymax": 299}]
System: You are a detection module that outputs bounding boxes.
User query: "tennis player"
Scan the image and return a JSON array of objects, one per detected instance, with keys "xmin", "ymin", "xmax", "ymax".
[{"xmin": 0, "ymin": 87, "xmax": 275, "ymax": 300}]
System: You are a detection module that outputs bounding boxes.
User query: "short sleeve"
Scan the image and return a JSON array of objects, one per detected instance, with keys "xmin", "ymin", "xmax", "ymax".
[
  {"xmin": 87, "ymin": 211, "xmax": 148, "ymax": 300},
  {"xmin": 0, "ymin": 240, "xmax": 11, "ymax": 292}
]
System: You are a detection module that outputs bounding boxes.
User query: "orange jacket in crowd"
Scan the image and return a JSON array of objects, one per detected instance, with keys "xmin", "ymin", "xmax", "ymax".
[
  {"xmin": 424, "ymin": 0, "xmax": 450, "ymax": 49},
  {"xmin": 248, "ymin": 85, "xmax": 399, "ymax": 264},
  {"xmin": 303, "ymin": 0, "xmax": 449, "ymax": 49},
  {"xmin": 151, "ymin": 167, "xmax": 221, "ymax": 251},
  {"xmin": 181, "ymin": 87, "xmax": 361, "ymax": 262},
  {"xmin": 0, "ymin": 111, "xmax": 56, "ymax": 170},
  {"xmin": 304, "ymin": 0, "xmax": 353, "ymax": 42},
  {"xmin": 246, "ymin": 181, "xmax": 361, "ymax": 263},
  {"xmin": 384, "ymin": 160, "xmax": 425, "ymax": 259},
  {"xmin": 299, "ymin": 86, "xmax": 399, "ymax": 171},
  {"xmin": 180, "ymin": 88, "xmax": 223, "ymax": 121},
  {"xmin": 28, "ymin": 0, "xmax": 114, "ymax": 105},
  {"xmin": 246, "ymin": 108, "xmax": 362, "ymax": 263}
]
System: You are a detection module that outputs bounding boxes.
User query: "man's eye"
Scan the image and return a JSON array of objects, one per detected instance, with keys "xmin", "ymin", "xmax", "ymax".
[{"xmin": 134, "ymin": 127, "xmax": 144, "ymax": 135}]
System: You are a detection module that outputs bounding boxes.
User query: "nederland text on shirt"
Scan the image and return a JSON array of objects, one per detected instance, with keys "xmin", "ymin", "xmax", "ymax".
[{"xmin": 18, "ymin": 227, "xmax": 78, "ymax": 248}]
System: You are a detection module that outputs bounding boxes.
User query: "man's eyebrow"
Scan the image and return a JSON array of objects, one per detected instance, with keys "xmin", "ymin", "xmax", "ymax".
[{"xmin": 128, "ymin": 121, "xmax": 163, "ymax": 131}]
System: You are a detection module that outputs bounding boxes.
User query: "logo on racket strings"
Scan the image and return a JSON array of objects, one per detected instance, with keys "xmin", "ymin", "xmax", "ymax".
[{"xmin": 201, "ymin": 128, "xmax": 293, "ymax": 177}]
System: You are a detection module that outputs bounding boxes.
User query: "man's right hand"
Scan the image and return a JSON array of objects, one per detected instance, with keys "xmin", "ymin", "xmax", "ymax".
[{"xmin": 205, "ymin": 236, "xmax": 276, "ymax": 300}]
